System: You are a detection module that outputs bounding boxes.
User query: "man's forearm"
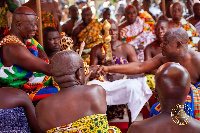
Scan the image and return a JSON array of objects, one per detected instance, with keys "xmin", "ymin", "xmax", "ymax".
[{"xmin": 106, "ymin": 62, "xmax": 142, "ymax": 75}]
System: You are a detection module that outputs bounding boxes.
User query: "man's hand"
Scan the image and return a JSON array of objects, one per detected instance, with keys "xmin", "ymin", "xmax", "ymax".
[{"xmin": 97, "ymin": 65, "xmax": 108, "ymax": 76}]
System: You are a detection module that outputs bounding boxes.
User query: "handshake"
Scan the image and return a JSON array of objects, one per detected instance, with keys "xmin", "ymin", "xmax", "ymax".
[{"xmin": 85, "ymin": 65, "xmax": 109, "ymax": 82}]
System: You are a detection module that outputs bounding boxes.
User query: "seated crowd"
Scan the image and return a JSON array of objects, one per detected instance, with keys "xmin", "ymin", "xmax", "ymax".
[{"xmin": 0, "ymin": 0, "xmax": 200, "ymax": 133}]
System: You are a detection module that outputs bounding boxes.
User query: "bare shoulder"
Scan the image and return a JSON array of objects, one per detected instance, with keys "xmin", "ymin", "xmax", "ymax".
[
  {"xmin": 85, "ymin": 84, "xmax": 105, "ymax": 94},
  {"xmin": 121, "ymin": 41, "xmax": 134, "ymax": 50},
  {"xmin": 128, "ymin": 121, "xmax": 146, "ymax": 133},
  {"xmin": 0, "ymin": 87, "xmax": 32, "ymax": 109}
]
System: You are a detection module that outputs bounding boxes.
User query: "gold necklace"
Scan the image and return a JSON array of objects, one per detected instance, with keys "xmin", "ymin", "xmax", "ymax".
[{"xmin": 0, "ymin": 35, "xmax": 26, "ymax": 47}]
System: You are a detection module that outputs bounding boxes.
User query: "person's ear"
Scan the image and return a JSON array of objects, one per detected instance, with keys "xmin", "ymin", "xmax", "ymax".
[
  {"xmin": 75, "ymin": 68, "xmax": 81, "ymax": 81},
  {"xmin": 177, "ymin": 41, "xmax": 182, "ymax": 48},
  {"xmin": 14, "ymin": 20, "xmax": 21, "ymax": 30}
]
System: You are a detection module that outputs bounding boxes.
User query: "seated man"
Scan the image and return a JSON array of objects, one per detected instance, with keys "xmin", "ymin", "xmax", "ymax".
[
  {"xmin": 168, "ymin": 2, "xmax": 200, "ymax": 51},
  {"xmin": 144, "ymin": 20, "xmax": 169, "ymax": 74},
  {"xmin": 0, "ymin": 87, "xmax": 41, "ymax": 133},
  {"xmin": 88, "ymin": 20, "xmax": 152, "ymax": 122},
  {"xmin": 98, "ymin": 28, "xmax": 200, "ymax": 120},
  {"xmin": 36, "ymin": 50, "xmax": 121, "ymax": 133},
  {"xmin": 128, "ymin": 62, "xmax": 200, "ymax": 133},
  {"xmin": 72, "ymin": 6, "xmax": 102, "ymax": 62},
  {"xmin": 23, "ymin": 0, "xmax": 61, "ymax": 40},
  {"xmin": 62, "ymin": 5, "xmax": 79, "ymax": 37},
  {"xmin": 0, "ymin": 6, "xmax": 59, "ymax": 101},
  {"xmin": 187, "ymin": 2, "xmax": 200, "ymax": 35},
  {"xmin": 43, "ymin": 27, "xmax": 60, "ymax": 61},
  {"xmin": 119, "ymin": 5, "xmax": 155, "ymax": 61},
  {"xmin": 100, "ymin": 8, "xmax": 116, "ymax": 23}
]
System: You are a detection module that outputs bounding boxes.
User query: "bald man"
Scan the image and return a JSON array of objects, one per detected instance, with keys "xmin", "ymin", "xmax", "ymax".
[
  {"xmin": 98, "ymin": 28, "xmax": 200, "ymax": 120},
  {"xmin": 36, "ymin": 50, "xmax": 121, "ymax": 132},
  {"xmin": 0, "ymin": 6, "xmax": 59, "ymax": 102},
  {"xmin": 168, "ymin": 2, "xmax": 200, "ymax": 51},
  {"xmin": 118, "ymin": 5, "xmax": 155, "ymax": 61},
  {"xmin": 62, "ymin": 5, "xmax": 79, "ymax": 37},
  {"xmin": 128, "ymin": 62, "xmax": 200, "ymax": 133},
  {"xmin": 72, "ymin": 6, "xmax": 102, "ymax": 55},
  {"xmin": 23, "ymin": 0, "xmax": 61, "ymax": 40}
]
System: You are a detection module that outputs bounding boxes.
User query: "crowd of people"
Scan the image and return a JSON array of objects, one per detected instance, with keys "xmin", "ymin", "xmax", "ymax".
[{"xmin": 0, "ymin": 0, "xmax": 200, "ymax": 132}]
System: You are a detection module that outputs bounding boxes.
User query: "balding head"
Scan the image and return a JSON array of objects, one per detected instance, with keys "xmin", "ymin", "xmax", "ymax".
[
  {"xmin": 155, "ymin": 62, "xmax": 190, "ymax": 103},
  {"xmin": 13, "ymin": 6, "xmax": 37, "ymax": 22},
  {"xmin": 164, "ymin": 28, "xmax": 188, "ymax": 45},
  {"xmin": 51, "ymin": 50, "xmax": 83, "ymax": 77},
  {"xmin": 170, "ymin": 2, "xmax": 183, "ymax": 21},
  {"xmin": 11, "ymin": 6, "xmax": 38, "ymax": 39}
]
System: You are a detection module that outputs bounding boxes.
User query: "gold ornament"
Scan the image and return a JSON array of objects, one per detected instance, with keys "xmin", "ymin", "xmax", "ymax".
[
  {"xmin": 0, "ymin": 35, "xmax": 26, "ymax": 47},
  {"xmin": 102, "ymin": 20, "xmax": 113, "ymax": 62},
  {"xmin": 59, "ymin": 33, "xmax": 74, "ymax": 51}
]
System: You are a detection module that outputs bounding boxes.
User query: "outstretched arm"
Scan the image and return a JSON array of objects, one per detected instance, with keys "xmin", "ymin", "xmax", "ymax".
[
  {"xmin": 98, "ymin": 54, "xmax": 163, "ymax": 75},
  {"xmin": 2, "ymin": 44, "xmax": 52, "ymax": 75}
]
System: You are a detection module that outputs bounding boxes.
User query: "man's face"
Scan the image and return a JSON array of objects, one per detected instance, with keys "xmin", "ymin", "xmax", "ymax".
[
  {"xmin": 155, "ymin": 22, "xmax": 168, "ymax": 42},
  {"xmin": 70, "ymin": 6, "xmax": 79, "ymax": 19},
  {"xmin": 20, "ymin": 15, "xmax": 37, "ymax": 39},
  {"xmin": 160, "ymin": 36, "xmax": 177, "ymax": 57},
  {"xmin": 103, "ymin": 10, "xmax": 111, "ymax": 20},
  {"xmin": 46, "ymin": 31, "xmax": 60, "ymax": 52},
  {"xmin": 194, "ymin": 3, "xmax": 200, "ymax": 18},
  {"xmin": 82, "ymin": 9, "xmax": 92, "ymax": 25},
  {"xmin": 171, "ymin": 3, "xmax": 183, "ymax": 21},
  {"xmin": 110, "ymin": 23, "xmax": 118, "ymax": 42},
  {"xmin": 132, "ymin": 0, "xmax": 141, "ymax": 12},
  {"xmin": 125, "ymin": 7, "xmax": 137, "ymax": 24}
]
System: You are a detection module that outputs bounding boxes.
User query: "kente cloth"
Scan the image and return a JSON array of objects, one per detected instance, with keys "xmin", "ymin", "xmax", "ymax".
[
  {"xmin": 35, "ymin": 11, "xmax": 58, "ymax": 41},
  {"xmin": 77, "ymin": 19, "xmax": 102, "ymax": 49},
  {"xmin": 0, "ymin": 3, "xmax": 8, "ymax": 27},
  {"xmin": 88, "ymin": 56, "xmax": 152, "ymax": 122},
  {"xmin": 0, "ymin": 35, "xmax": 59, "ymax": 101},
  {"xmin": 150, "ymin": 83, "xmax": 200, "ymax": 120},
  {"xmin": 120, "ymin": 17, "xmax": 156, "ymax": 61},
  {"xmin": 46, "ymin": 114, "xmax": 121, "ymax": 133},
  {"xmin": 139, "ymin": 11, "xmax": 155, "ymax": 32},
  {"xmin": 146, "ymin": 74, "xmax": 155, "ymax": 91},
  {"xmin": 0, "ymin": 107, "xmax": 31, "ymax": 133},
  {"xmin": 178, "ymin": 18, "xmax": 200, "ymax": 51},
  {"xmin": 195, "ymin": 21, "xmax": 200, "ymax": 35}
]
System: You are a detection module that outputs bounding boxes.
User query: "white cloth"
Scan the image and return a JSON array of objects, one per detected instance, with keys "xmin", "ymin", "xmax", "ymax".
[{"xmin": 87, "ymin": 76, "xmax": 152, "ymax": 122}]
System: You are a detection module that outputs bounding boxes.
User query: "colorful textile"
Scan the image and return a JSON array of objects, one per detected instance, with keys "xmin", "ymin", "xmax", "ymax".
[
  {"xmin": 178, "ymin": 18, "xmax": 200, "ymax": 51},
  {"xmin": 106, "ymin": 56, "xmax": 128, "ymax": 121},
  {"xmin": 120, "ymin": 17, "xmax": 156, "ymax": 61},
  {"xmin": 146, "ymin": 74, "xmax": 155, "ymax": 91},
  {"xmin": 195, "ymin": 21, "xmax": 200, "ymax": 35},
  {"xmin": 46, "ymin": 114, "xmax": 121, "ymax": 133},
  {"xmin": 0, "ymin": 107, "xmax": 31, "ymax": 133},
  {"xmin": 35, "ymin": 11, "xmax": 58, "ymax": 40},
  {"xmin": 139, "ymin": 11, "xmax": 155, "ymax": 32},
  {"xmin": 0, "ymin": 3, "xmax": 8, "ymax": 27},
  {"xmin": 0, "ymin": 35, "xmax": 59, "ymax": 101},
  {"xmin": 150, "ymin": 83, "xmax": 200, "ymax": 120},
  {"xmin": 88, "ymin": 56, "xmax": 152, "ymax": 122},
  {"xmin": 77, "ymin": 19, "xmax": 102, "ymax": 49}
]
